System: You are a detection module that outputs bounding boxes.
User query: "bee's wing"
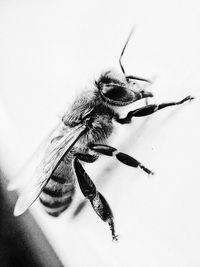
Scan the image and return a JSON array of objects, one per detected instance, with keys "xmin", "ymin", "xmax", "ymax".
[
  {"xmin": 8, "ymin": 122, "xmax": 62, "ymax": 191},
  {"xmin": 14, "ymin": 123, "xmax": 89, "ymax": 216}
]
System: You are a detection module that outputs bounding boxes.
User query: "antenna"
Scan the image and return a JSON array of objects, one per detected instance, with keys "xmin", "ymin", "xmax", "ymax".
[
  {"xmin": 119, "ymin": 27, "xmax": 135, "ymax": 76},
  {"xmin": 119, "ymin": 27, "xmax": 151, "ymax": 84}
]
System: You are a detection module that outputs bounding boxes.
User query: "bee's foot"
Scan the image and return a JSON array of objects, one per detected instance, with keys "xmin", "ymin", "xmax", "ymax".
[
  {"xmin": 148, "ymin": 169, "xmax": 154, "ymax": 176},
  {"xmin": 180, "ymin": 95, "xmax": 195, "ymax": 104},
  {"xmin": 140, "ymin": 164, "xmax": 154, "ymax": 175},
  {"xmin": 108, "ymin": 218, "xmax": 119, "ymax": 243},
  {"xmin": 112, "ymin": 234, "xmax": 119, "ymax": 242}
]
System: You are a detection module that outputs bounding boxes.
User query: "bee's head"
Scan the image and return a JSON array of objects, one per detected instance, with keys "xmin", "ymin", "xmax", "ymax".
[
  {"xmin": 95, "ymin": 69, "xmax": 153, "ymax": 106},
  {"xmin": 95, "ymin": 29, "xmax": 154, "ymax": 106}
]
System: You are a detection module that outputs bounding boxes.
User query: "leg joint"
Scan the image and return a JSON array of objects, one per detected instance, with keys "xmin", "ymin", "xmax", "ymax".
[{"xmin": 74, "ymin": 153, "xmax": 98, "ymax": 163}]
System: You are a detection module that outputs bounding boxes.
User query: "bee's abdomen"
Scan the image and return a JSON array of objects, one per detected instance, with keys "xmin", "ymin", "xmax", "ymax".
[{"xmin": 39, "ymin": 174, "xmax": 75, "ymax": 217}]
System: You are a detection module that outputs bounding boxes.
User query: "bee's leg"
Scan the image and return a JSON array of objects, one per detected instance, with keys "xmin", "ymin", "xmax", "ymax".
[
  {"xmin": 90, "ymin": 144, "xmax": 153, "ymax": 175},
  {"xmin": 73, "ymin": 154, "xmax": 118, "ymax": 241},
  {"xmin": 115, "ymin": 95, "xmax": 194, "ymax": 124}
]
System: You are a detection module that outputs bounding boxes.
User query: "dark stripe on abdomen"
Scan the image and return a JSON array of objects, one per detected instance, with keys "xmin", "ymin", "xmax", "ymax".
[
  {"xmin": 40, "ymin": 172, "xmax": 75, "ymax": 216},
  {"xmin": 40, "ymin": 196, "xmax": 73, "ymax": 208},
  {"xmin": 44, "ymin": 205, "xmax": 70, "ymax": 217},
  {"xmin": 43, "ymin": 185, "xmax": 75, "ymax": 197}
]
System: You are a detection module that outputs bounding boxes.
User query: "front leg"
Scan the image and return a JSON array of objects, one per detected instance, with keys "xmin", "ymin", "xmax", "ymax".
[
  {"xmin": 73, "ymin": 154, "xmax": 118, "ymax": 241},
  {"xmin": 115, "ymin": 95, "xmax": 194, "ymax": 124}
]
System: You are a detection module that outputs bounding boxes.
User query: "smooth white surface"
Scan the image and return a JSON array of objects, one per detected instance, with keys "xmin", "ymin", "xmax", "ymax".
[{"xmin": 0, "ymin": 0, "xmax": 200, "ymax": 266}]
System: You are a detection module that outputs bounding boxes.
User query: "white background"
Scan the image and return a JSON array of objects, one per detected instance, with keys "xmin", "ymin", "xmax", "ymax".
[{"xmin": 0, "ymin": 0, "xmax": 200, "ymax": 266}]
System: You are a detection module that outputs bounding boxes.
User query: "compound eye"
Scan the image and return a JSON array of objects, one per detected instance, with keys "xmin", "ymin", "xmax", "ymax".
[
  {"xmin": 102, "ymin": 85, "xmax": 128, "ymax": 101},
  {"xmin": 101, "ymin": 84, "xmax": 136, "ymax": 105}
]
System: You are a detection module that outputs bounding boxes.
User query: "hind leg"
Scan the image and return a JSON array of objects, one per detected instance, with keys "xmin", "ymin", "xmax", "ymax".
[{"xmin": 73, "ymin": 153, "xmax": 118, "ymax": 241}]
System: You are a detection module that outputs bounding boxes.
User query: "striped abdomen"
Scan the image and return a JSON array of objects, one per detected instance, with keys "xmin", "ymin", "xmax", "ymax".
[{"xmin": 39, "ymin": 155, "xmax": 75, "ymax": 217}]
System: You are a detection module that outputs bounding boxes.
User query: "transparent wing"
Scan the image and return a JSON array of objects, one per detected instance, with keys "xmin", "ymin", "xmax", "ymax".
[
  {"xmin": 8, "ymin": 122, "xmax": 62, "ymax": 191},
  {"xmin": 14, "ymin": 122, "xmax": 89, "ymax": 216}
]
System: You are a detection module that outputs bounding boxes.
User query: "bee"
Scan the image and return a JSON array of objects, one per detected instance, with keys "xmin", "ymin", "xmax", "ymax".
[{"xmin": 10, "ymin": 29, "xmax": 193, "ymax": 241}]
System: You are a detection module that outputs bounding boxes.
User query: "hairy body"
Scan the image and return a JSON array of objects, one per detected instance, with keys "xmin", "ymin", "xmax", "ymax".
[{"xmin": 39, "ymin": 89, "xmax": 116, "ymax": 216}]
